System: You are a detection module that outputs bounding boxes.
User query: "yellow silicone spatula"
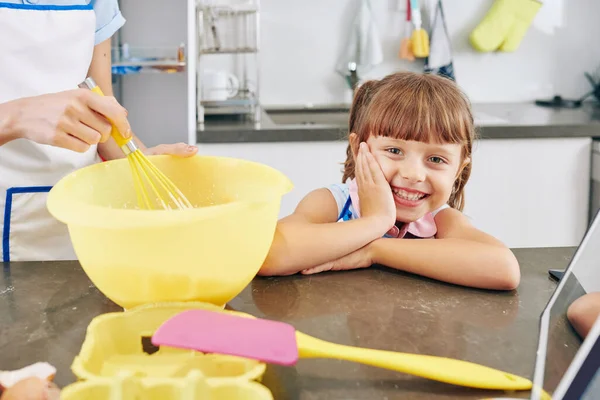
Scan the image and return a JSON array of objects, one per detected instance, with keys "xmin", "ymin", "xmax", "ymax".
[{"xmin": 152, "ymin": 309, "xmax": 533, "ymax": 391}]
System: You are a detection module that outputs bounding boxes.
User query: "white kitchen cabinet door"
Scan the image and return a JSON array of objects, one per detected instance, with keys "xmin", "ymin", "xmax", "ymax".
[
  {"xmin": 463, "ymin": 137, "xmax": 591, "ymax": 248},
  {"xmin": 199, "ymin": 137, "xmax": 592, "ymax": 248},
  {"xmin": 197, "ymin": 141, "xmax": 348, "ymax": 218}
]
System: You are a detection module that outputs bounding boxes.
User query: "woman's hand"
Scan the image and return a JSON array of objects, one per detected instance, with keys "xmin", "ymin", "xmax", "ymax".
[
  {"xmin": 301, "ymin": 242, "xmax": 375, "ymax": 275},
  {"xmin": 356, "ymin": 142, "xmax": 396, "ymax": 233},
  {"xmin": 144, "ymin": 143, "xmax": 198, "ymax": 157},
  {"xmin": 2, "ymin": 89, "xmax": 130, "ymax": 152}
]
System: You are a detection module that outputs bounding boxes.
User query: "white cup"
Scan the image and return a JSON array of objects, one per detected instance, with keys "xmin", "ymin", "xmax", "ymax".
[{"xmin": 201, "ymin": 70, "xmax": 239, "ymax": 101}]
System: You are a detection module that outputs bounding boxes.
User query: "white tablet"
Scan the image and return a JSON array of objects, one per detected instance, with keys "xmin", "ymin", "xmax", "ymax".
[{"xmin": 529, "ymin": 210, "xmax": 600, "ymax": 400}]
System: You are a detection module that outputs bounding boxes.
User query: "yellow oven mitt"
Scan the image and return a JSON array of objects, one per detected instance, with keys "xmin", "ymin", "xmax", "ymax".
[{"xmin": 469, "ymin": 0, "xmax": 542, "ymax": 52}]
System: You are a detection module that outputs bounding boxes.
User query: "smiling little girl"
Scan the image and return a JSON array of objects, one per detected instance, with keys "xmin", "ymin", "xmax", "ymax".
[{"xmin": 259, "ymin": 71, "xmax": 520, "ymax": 290}]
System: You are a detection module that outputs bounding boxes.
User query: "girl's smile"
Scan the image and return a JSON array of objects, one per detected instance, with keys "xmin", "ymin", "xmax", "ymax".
[{"xmin": 391, "ymin": 186, "xmax": 430, "ymax": 207}]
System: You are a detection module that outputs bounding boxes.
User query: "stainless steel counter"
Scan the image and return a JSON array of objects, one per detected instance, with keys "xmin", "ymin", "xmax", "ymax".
[{"xmin": 197, "ymin": 102, "xmax": 600, "ymax": 143}]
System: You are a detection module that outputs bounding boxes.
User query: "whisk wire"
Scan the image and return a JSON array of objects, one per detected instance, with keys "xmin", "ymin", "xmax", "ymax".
[
  {"xmin": 129, "ymin": 155, "xmax": 153, "ymax": 210},
  {"xmin": 131, "ymin": 152, "xmax": 169, "ymax": 210},
  {"xmin": 128, "ymin": 156, "xmax": 145, "ymax": 209},
  {"xmin": 133, "ymin": 151, "xmax": 191, "ymax": 210},
  {"xmin": 135, "ymin": 151, "xmax": 193, "ymax": 209},
  {"xmin": 78, "ymin": 77, "xmax": 193, "ymax": 212}
]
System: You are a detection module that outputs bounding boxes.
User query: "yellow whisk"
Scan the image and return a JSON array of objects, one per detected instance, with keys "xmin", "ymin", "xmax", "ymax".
[{"xmin": 79, "ymin": 77, "xmax": 193, "ymax": 211}]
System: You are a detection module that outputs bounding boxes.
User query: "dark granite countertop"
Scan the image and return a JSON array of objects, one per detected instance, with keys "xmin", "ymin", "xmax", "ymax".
[
  {"xmin": 197, "ymin": 102, "xmax": 600, "ymax": 143},
  {"xmin": 0, "ymin": 247, "xmax": 579, "ymax": 399}
]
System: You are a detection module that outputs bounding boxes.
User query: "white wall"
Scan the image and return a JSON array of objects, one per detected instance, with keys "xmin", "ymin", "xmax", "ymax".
[{"xmin": 258, "ymin": 0, "xmax": 600, "ymax": 106}]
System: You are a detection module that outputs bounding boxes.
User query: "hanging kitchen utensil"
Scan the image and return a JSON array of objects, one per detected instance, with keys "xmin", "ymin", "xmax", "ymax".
[
  {"xmin": 399, "ymin": 0, "xmax": 415, "ymax": 61},
  {"xmin": 409, "ymin": 0, "xmax": 429, "ymax": 57}
]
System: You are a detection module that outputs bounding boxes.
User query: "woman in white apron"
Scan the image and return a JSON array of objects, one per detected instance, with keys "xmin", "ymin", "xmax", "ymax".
[{"xmin": 0, "ymin": 0, "xmax": 198, "ymax": 263}]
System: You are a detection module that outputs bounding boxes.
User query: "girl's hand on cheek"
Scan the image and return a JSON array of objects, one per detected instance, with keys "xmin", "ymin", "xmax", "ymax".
[{"xmin": 356, "ymin": 142, "xmax": 396, "ymax": 234}]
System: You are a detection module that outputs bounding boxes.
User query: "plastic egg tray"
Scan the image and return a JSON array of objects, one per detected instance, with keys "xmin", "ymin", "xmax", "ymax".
[
  {"xmin": 61, "ymin": 302, "xmax": 272, "ymax": 400},
  {"xmin": 60, "ymin": 371, "xmax": 272, "ymax": 400}
]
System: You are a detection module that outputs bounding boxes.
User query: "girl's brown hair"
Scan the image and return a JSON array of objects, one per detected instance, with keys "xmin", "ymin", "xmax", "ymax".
[{"xmin": 341, "ymin": 71, "xmax": 476, "ymax": 211}]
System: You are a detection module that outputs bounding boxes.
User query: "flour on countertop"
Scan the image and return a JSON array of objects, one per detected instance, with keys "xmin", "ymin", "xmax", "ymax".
[{"xmin": 0, "ymin": 286, "xmax": 14, "ymax": 295}]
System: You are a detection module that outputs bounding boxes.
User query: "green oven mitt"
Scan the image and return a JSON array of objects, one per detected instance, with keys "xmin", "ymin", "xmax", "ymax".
[{"xmin": 469, "ymin": 0, "xmax": 542, "ymax": 52}]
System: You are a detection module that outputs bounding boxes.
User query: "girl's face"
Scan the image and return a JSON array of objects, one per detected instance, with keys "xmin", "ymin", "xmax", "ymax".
[{"xmin": 362, "ymin": 135, "xmax": 468, "ymax": 223}]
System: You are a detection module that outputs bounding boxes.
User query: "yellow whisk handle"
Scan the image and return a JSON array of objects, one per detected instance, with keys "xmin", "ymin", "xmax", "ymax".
[{"xmin": 79, "ymin": 77, "xmax": 131, "ymax": 149}]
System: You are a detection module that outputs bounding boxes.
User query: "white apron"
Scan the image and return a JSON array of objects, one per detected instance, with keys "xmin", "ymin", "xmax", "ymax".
[{"xmin": 0, "ymin": 2, "xmax": 101, "ymax": 262}]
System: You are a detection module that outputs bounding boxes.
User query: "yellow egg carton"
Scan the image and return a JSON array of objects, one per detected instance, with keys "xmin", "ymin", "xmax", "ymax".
[
  {"xmin": 62, "ymin": 302, "xmax": 272, "ymax": 400},
  {"xmin": 61, "ymin": 370, "xmax": 273, "ymax": 400}
]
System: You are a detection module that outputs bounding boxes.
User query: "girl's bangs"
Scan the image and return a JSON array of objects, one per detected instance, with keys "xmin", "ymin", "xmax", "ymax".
[{"xmin": 359, "ymin": 81, "xmax": 473, "ymax": 145}]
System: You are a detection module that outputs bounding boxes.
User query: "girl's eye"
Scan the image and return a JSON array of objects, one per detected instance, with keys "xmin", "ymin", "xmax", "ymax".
[
  {"xmin": 387, "ymin": 148, "xmax": 402, "ymax": 155},
  {"xmin": 429, "ymin": 156, "xmax": 446, "ymax": 164}
]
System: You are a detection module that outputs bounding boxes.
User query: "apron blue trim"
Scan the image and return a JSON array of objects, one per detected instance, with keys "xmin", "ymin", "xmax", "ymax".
[
  {"xmin": 3, "ymin": 186, "xmax": 52, "ymax": 263},
  {"xmin": 0, "ymin": 2, "xmax": 93, "ymax": 10}
]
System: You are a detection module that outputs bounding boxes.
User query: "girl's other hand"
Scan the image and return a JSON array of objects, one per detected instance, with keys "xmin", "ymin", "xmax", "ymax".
[
  {"xmin": 356, "ymin": 142, "xmax": 396, "ymax": 233},
  {"xmin": 301, "ymin": 243, "xmax": 374, "ymax": 275},
  {"xmin": 144, "ymin": 142, "xmax": 198, "ymax": 157}
]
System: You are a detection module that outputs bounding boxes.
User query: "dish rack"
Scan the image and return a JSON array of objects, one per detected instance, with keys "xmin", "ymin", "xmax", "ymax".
[
  {"xmin": 111, "ymin": 45, "xmax": 186, "ymax": 75},
  {"xmin": 196, "ymin": 0, "xmax": 261, "ymax": 128}
]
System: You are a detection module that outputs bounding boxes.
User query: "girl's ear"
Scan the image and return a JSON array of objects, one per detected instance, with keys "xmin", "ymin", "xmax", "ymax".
[
  {"xmin": 349, "ymin": 133, "xmax": 360, "ymax": 158},
  {"xmin": 456, "ymin": 156, "xmax": 471, "ymax": 178}
]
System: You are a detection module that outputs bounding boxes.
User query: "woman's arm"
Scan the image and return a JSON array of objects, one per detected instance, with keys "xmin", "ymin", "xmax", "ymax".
[
  {"xmin": 369, "ymin": 208, "xmax": 521, "ymax": 290},
  {"xmin": 259, "ymin": 188, "xmax": 391, "ymax": 276},
  {"xmin": 88, "ymin": 38, "xmax": 148, "ymax": 161},
  {"xmin": 0, "ymin": 103, "xmax": 19, "ymax": 146}
]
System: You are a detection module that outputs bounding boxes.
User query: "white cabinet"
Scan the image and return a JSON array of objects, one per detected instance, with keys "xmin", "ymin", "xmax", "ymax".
[
  {"xmin": 464, "ymin": 137, "xmax": 591, "ymax": 248},
  {"xmin": 198, "ymin": 137, "xmax": 592, "ymax": 248},
  {"xmin": 197, "ymin": 141, "xmax": 348, "ymax": 218}
]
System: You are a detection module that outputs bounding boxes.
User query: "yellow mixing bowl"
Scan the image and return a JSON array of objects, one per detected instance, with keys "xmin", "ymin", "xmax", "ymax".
[{"xmin": 46, "ymin": 155, "xmax": 293, "ymax": 309}]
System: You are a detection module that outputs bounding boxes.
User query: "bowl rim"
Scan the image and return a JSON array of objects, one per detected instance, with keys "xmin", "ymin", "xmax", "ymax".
[{"xmin": 46, "ymin": 155, "xmax": 293, "ymax": 229}]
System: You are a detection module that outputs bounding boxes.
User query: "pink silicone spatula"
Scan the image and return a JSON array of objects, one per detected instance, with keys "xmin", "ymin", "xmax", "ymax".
[{"xmin": 151, "ymin": 309, "xmax": 532, "ymax": 391}]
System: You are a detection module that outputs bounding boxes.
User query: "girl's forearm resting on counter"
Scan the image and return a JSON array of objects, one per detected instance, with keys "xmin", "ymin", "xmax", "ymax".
[
  {"xmin": 370, "ymin": 238, "xmax": 521, "ymax": 290},
  {"xmin": 259, "ymin": 216, "xmax": 388, "ymax": 276}
]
